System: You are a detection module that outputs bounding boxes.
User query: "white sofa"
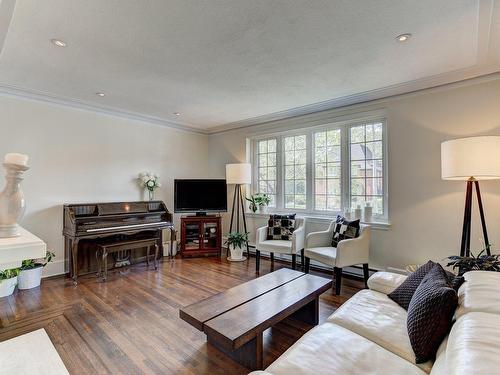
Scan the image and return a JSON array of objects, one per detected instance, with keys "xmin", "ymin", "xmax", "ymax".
[{"xmin": 249, "ymin": 270, "xmax": 500, "ymax": 375}]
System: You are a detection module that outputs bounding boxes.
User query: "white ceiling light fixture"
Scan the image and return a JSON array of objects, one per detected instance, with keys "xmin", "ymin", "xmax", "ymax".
[
  {"xmin": 95, "ymin": 92, "xmax": 106, "ymax": 97},
  {"xmin": 50, "ymin": 39, "xmax": 67, "ymax": 47},
  {"xmin": 396, "ymin": 33, "xmax": 412, "ymax": 42}
]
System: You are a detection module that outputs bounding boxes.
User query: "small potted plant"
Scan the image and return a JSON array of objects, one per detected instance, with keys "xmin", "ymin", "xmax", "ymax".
[
  {"xmin": 446, "ymin": 248, "xmax": 500, "ymax": 276},
  {"xmin": 17, "ymin": 251, "xmax": 55, "ymax": 290},
  {"xmin": 0, "ymin": 268, "xmax": 20, "ymax": 298},
  {"xmin": 246, "ymin": 193, "xmax": 271, "ymax": 214},
  {"xmin": 225, "ymin": 232, "xmax": 249, "ymax": 261},
  {"xmin": 138, "ymin": 172, "xmax": 161, "ymax": 201}
]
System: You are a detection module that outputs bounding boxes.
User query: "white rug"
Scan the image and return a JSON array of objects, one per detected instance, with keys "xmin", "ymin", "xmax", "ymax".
[{"xmin": 0, "ymin": 328, "xmax": 69, "ymax": 374}]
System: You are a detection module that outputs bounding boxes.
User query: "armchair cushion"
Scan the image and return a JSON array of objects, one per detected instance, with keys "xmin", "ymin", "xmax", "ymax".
[
  {"xmin": 331, "ymin": 216, "xmax": 360, "ymax": 247},
  {"xmin": 304, "ymin": 247, "xmax": 337, "ymax": 267},
  {"xmin": 267, "ymin": 214, "xmax": 296, "ymax": 240}
]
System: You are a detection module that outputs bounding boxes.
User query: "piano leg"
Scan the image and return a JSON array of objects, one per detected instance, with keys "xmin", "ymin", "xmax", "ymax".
[
  {"xmin": 154, "ymin": 243, "xmax": 159, "ymax": 270},
  {"xmin": 71, "ymin": 239, "xmax": 80, "ymax": 285},
  {"xmin": 170, "ymin": 226, "xmax": 176, "ymax": 260}
]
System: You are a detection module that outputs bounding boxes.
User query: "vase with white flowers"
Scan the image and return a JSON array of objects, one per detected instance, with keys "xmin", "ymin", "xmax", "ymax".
[{"xmin": 138, "ymin": 172, "xmax": 161, "ymax": 201}]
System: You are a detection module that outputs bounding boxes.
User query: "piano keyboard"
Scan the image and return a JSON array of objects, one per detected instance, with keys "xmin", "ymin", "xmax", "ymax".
[{"xmin": 86, "ymin": 221, "xmax": 169, "ymax": 233}]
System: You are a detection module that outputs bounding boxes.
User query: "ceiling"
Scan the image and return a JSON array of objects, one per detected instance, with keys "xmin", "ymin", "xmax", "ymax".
[{"xmin": 0, "ymin": 0, "xmax": 499, "ymax": 133}]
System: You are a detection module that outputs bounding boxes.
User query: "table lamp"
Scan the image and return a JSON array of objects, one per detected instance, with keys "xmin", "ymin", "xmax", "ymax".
[
  {"xmin": 226, "ymin": 163, "xmax": 252, "ymax": 257},
  {"xmin": 441, "ymin": 136, "xmax": 500, "ymax": 256}
]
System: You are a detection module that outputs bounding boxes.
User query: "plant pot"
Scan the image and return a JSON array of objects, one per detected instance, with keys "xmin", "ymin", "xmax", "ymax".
[
  {"xmin": 0, "ymin": 276, "xmax": 17, "ymax": 298},
  {"xmin": 258, "ymin": 205, "xmax": 268, "ymax": 214},
  {"xmin": 230, "ymin": 245, "xmax": 244, "ymax": 261},
  {"xmin": 18, "ymin": 266, "xmax": 43, "ymax": 290}
]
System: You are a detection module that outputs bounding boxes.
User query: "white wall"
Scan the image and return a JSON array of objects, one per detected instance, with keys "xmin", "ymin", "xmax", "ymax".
[
  {"xmin": 208, "ymin": 76, "xmax": 500, "ymax": 271},
  {"xmin": 0, "ymin": 95, "xmax": 209, "ymax": 276}
]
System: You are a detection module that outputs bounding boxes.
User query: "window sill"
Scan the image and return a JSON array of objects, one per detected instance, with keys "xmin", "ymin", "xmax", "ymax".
[{"xmin": 244, "ymin": 211, "xmax": 391, "ymax": 231}]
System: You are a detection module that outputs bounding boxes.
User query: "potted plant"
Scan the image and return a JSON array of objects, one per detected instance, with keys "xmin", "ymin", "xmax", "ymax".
[
  {"xmin": 0, "ymin": 268, "xmax": 20, "ymax": 298},
  {"xmin": 246, "ymin": 193, "xmax": 271, "ymax": 214},
  {"xmin": 17, "ymin": 251, "xmax": 55, "ymax": 290},
  {"xmin": 445, "ymin": 248, "xmax": 500, "ymax": 276},
  {"xmin": 225, "ymin": 232, "xmax": 249, "ymax": 261},
  {"xmin": 138, "ymin": 172, "xmax": 161, "ymax": 201}
]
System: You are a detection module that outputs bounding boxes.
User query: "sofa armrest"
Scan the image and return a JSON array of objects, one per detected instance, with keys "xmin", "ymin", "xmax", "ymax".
[{"xmin": 367, "ymin": 271, "xmax": 407, "ymax": 295}]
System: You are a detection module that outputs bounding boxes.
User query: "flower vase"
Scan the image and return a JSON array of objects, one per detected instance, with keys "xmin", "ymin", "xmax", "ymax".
[
  {"xmin": 0, "ymin": 163, "xmax": 29, "ymax": 237},
  {"xmin": 148, "ymin": 189, "xmax": 155, "ymax": 201}
]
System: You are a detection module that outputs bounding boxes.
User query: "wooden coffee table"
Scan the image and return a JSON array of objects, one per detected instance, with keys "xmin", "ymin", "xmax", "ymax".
[{"xmin": 179, "ymin": 268, "xmax": 332, "ymax": 370}]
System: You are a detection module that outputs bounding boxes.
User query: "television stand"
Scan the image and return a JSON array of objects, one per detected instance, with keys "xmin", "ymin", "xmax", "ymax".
[
  {"xmin": 181, "ymin": 215, "xmax": 222, "ymax": 258},
  {"xmin": 195, "ymin": 212, "xmax": 207, "ymax": 217}
]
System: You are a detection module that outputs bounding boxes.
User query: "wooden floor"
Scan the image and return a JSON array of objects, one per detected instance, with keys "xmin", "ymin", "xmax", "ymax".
[{"xmin": 0, "ymin": 255, "xmax": 363, "ymax": 375}]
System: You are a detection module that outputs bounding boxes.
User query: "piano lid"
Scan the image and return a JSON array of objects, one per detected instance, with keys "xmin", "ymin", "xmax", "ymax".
[{"xmin": 64, "ymin": 201, "xmax": 168, "ymax": 217}]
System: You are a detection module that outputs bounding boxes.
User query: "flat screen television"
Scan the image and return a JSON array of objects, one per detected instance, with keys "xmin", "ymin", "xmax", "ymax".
[{"xmin": 174, "ymin": 179, "xmax": 227, "ymax": 214}]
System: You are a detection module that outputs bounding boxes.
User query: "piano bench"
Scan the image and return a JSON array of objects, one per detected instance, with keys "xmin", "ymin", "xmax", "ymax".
[{"xmin": 96, "ymin": 238, "xmax": 159, "ymax": 281}]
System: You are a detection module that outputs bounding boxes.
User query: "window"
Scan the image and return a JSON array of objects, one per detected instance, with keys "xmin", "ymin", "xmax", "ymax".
[
  {"xmin": 313, "ymin": 129, "xmax": 341, "ymax": 211},
  {"xmin": 284, "ymin": 135, "xmax": 307, "ymax": 209},
  {"xmin": 256, "ymin": 139, "xmax": 277, "ymax": 207},
  {"xmin": 252, "ymin": 118, "xmax": 387, "ymax": 220},
  {"xmin": 349, "ymin": 123, "xmax": 384, "ymax": 215}
]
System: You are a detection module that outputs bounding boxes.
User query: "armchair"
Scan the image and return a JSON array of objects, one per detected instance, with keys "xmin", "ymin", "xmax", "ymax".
[
  {"xmin": 304, "ymin": 221, "xmax": 371, "ymax": 295},
  {"xmin": 255, "ymin": 218, "xmax": 306, "ymax": 273}
]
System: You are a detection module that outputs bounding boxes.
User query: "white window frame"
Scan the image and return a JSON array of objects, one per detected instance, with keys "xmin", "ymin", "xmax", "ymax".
[{"xmin": 250, "ymin": 117, "xmax": 388, "ymax": 222}]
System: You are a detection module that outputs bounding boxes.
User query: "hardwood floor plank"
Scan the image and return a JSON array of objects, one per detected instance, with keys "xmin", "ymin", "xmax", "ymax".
[{"xmin": 0, "ymin": 256, "xmax": 363, "ymax": 374}]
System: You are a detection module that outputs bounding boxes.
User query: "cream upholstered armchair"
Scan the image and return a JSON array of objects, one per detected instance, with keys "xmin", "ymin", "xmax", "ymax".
[
  {"xmin": 255, "ymin": 218, "xmax": 306, "ymax": 273},
  {"xmin": 304, "ymin": 221, "xmax": 371, "ymax": 295}
]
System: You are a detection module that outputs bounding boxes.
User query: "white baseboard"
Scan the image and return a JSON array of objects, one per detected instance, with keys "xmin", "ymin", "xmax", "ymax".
[{"xmin": 42, "ymin": 259, "xmax": 65, "ymax": 278}]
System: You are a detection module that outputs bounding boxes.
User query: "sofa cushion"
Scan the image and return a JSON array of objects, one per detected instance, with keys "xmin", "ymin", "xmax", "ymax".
[
  {"xmin": 267, "ymin": 214, "xmax": 295, "ymax": 240},
  {"xmin": 456, "ymin": 270, "xmax": 500, "ymax": 319},
  {"xmin": 438, "ymin": 312, "xmax": 500, "ymax": 375},
  {"xmin": 327, "ymin": 289, "xmax": 432, "ymax": 372},
  {"xmin": 367, "ymin": 271, "xmax": 407, "ymax": 295},
  {"xmin": 262, "ymin": 322, "xmax": 426, "ymax": 375},
  {"xmin": 388, "ymin": 260, "xmax": 436, "ymax": 310},
  {"xmin": 407, "ymin": 264, "xmax": 458, "ymax": 363}
]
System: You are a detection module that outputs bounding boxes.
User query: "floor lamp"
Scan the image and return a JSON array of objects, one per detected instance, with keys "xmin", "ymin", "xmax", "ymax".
[
  {"xmin": 226, "ymin": 163, "xmax": 252, "ymax": 258},
  {"xmin": 441, "ymin": 136, "xmax": 500, "ymax": 257}
]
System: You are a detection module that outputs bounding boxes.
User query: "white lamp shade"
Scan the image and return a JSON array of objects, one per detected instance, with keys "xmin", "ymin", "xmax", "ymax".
[
  {"xmin": 226, "ymin": 163, "xmax": 252, "ymax": 184},
  {"xmin": 441, "ymin": 136, "xmax": 500, "ymax": 180}
]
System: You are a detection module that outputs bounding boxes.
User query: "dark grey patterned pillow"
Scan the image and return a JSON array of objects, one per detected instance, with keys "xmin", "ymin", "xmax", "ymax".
[
  {"xmin": 407, "ymin": 264, "xmax": 458, "ymax": 363},
  {"xmin": 331, "ymin": 215, "xmax": 360, "ymax": 247},
  {"xmin": 267, "ymin": 214, "xmax": 296, "ymax": 240},
  {"xmin": 388, "ymin": 260, "xmax": 436, "ymax": 310}
]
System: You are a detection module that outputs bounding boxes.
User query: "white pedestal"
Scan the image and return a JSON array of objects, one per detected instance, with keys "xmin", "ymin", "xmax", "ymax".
[{"xmin": 0, "ymin": 227, "xmax": 46, "ymax": 271}]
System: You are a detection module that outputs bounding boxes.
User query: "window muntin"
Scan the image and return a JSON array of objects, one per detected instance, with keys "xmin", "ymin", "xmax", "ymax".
[
  {"xmin": 349, "ymin": 122, "xmax": 384, "ymax": 215},
  {"xmin": 283, "ymin": 135, "xmax": 307, "ymax": 209},
  {"xmin": 256, "ymin": 138, "xmax": 277, "ymax": 207}
]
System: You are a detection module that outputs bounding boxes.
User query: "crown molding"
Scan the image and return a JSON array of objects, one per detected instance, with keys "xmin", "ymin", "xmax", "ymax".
[
  {"xmin": 207, "ymin": 66, "xmax": 500, "ymax": 135},
  {"xmin": 1, "ymin": 68, "xmax": 499, "ymax": 137},
  {"xmin": 0, "ymin": 83, "xmax": 207, "ymax": 134}
]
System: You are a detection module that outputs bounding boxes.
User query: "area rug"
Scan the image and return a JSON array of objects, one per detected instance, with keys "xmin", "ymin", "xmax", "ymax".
[{"xmin": 0, "ymin": 328, "xmax": 69, "ymax": 374}]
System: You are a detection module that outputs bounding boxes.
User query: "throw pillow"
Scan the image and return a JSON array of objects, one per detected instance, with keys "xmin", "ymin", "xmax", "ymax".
[
  {"xmin": 388, "ymin": 260, "xmax": 436, "ymax": 310},
  {"xmin": 331, "ymin": 215, "xmax": 360, "ymax": 248},
  {"xmin": 407, "ymin": 264, "xmax": 458, "ymax": 363},
  {"xmin": 266, "ymin": 214, "xmax": 296, "ymax": 240},
  {"xmin": 445, "ymin": 270, "xmax": 466, "ymax": 291}
]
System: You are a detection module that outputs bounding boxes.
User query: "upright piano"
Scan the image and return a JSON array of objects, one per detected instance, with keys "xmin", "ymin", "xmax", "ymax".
[{"xmin": 63, "ymin": 201, "xmax": 173, "ymax": 283}]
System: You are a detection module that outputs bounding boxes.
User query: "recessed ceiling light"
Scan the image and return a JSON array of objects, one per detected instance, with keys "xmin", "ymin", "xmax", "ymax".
[
  {"xmin": 173, "ymin": 112, "xmax": 180, "ymax": 116},
  {"xmin": 96, "ymin": 92, "xmax": 106, "ymax": 97},
  {"xmin": 51, "ymin": 39, "xmax": 67, "ymax": 47},
  {"xmin": 396, "ymin": 33, "xmax": 412, "ymax": 42}
]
